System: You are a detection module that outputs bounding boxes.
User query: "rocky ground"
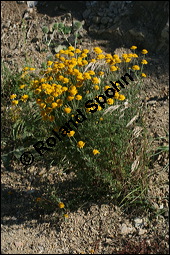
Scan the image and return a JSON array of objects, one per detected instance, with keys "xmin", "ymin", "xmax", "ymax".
[{"xmin": 1, "ymin": 1, "xmax": 169, "ymax": 254}]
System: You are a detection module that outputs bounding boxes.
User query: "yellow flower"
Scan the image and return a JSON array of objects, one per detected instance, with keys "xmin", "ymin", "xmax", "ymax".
[
  {"xmin": 21, "ymin": 94, "xmax": 29, "ymax": 102},
  {"xmin": 141, "ymin": 60, "xmax": 148, "ymax": 64},
  {"xmin": 141, "ymin": 49, "xmax": 148, "ymax": 54},
  {"xmin": 68, "ymin": 52, "xmax": 74, "ymax": 57},
  {"xmin": 92, "ymin": 77, "xmax": 100, "ymax": 84},
  {"xmin": 130, "ymin": 46, "xmax": 137, "ymax": 50},
  {"xmin": 30, "ymin": 67, "xmax": 35, "ymax": 71},
  {"xmin": 119, "ymin": 94, "xmax": 125, "ymax": 100},
  {"xmin": 82, "ymin": 60, "xmax": 88, "ymax": 65},
  {"xmin": 12, "ymin": 100, "xmax": 19, "ymax": 105},
  {"xmin": 67, "ymin": 130, "xmax": 75, "ymax": 137},
  {"xmin": 97, "ymin": 54, "xmax": 105, "ymax": 59},
  {"xmin": 55, "ymin": 53, "xmax": 60, "ymax": 58},
  {"xmin": 51, "ymin": 102, "xmax": 58, "ymax": 108},
  {"xmin": 83, "ymin": 72, "xmax": 91, "ymax": 80},
  {"xmin": 56, "ymin": 99, "xmax": 63, "ymax": 107},
  {"xmin": 141, "ymin": 73, "xmax": 147, "ymax": 77},
  {"xmin": 107, "ymin": 98, "xmax": 114, "ymax": 105},
  {"xmin": 77, "ymin": 141, "xmax": 85, "ymax": 148},
  {"xmin": 19, "ymin": 84, "xmax": 26, "ymax": 89},
  {"xmin": 93, "ymin": 47, "xmax": 103, "ymax": 54},
  {"xmin": 75, "ymin": 48, "xmax": 81, "ymax": 54},
  {"xmin": 63, "ymin": 77, "xmax": 69, "ymax": 83},
  {"xmin": 63, "ymin": 214, "xmax": 69, "ymax": 218},
  {"xmin": 39, "ymin": 103, "xmax": 46, "ymax": 109},
  {"xmin": 88, "ymin": 70, "xmax": 95, "ymax": 75},
  {"xmin": 48, "ymin": 115, "xmax": 55, "ymax": 122},
  {"xmin": 105, "ymin": 54, "xmax": 112, "ymax": 59},
  {"xmin": 132, "ymin": 65, "xmax": 140, "ymax": 70},
  {"xmin": 94, "ymin": 85, "xmax": 99, "ymax": 90},
  {"xmin": 133, "ymin": 54, "xmax": 138, "ymax": 58},
  {"xmin": 104, "ymin": 85, "xmax": 111, "ymax": 90},
  {"xmin": 67, "ymin": 95, "xmax": 74, "ymax": 101},
  {"xmin": 114, "ymin": 92, "xmax": 119, "ymax": 99},
  {"xmin": 22, "ymin": 67, "xmax": 29, "ymax": 71},
  {"xmin": 90, "ymin": 59, "xmax": 96, "ymax": 63},
  {"xmin": 81, "ymin": 53, "xmax": 87, "ymax": 58},
  {"xmin": 36, "ymin": 197, "xmax": 41, "ymax": 202},
  {"xmin": 36, "ymin": 98, "xmax": 42, "ymax": 104},
  {"xmin": 10, "ymin": 94, "xmax": 17, "ymax": 99},
  {"xmin": 82, "ymin": 49, "xmax": 89, "ymax": 54},
  {"xmin": 98, "ymin": 71, "xmax": 104, "ymax": 76},
  {"xmin": 125, "ymin": 58, "xmax": 131, "ymax": 63},
  {"xmin": 93, "ymin": 149, "xmax": 100, "ymax": 155},
  {"xmin": 75, "ymin": 95, "xmax": 82, "ymax": 100},
  {"xmin": 59, "ymin": 50, "xmax": 65, "ymax": 54},
  {"xmin": 64, "ymin": 107, "xmax": 72, "ymax": 114},
  {"xmin": 100, "ymin": 117, "xmax": 103, "ymax": 121},
  {"xmin": 68, "ymin": 46, "xmax": 75, "ymax": 51},
  {"xmin": 110, "ymin": 66, "xmax": 118, "ymax": 72},
  {"xmin": 97, "ymin": 105, "xmax": 102, "ymax": 111},
  {"xmin": 58, "ymin": 202, "xmax": 65, "ymax": 208}
]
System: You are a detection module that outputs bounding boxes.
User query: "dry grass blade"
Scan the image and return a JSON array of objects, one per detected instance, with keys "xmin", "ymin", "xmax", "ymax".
[
  {"xmin": 103, "ymin": 105, "xmax": 120, "ymax": 115},
  {"xmin": 126, "ymin": 113, "xmax": 139, "ymax": 127},
  {"xmin": 131, "ymin": 156, "xmax": 140, "ymax": 173}
]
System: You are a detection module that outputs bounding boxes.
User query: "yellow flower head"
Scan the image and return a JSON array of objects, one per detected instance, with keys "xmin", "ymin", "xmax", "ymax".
[
  {"xmin": 141, "ymin": 73, "xmax": 147, "ymax": 77},
  {"xmin": 94, "ymin": 85, "xmax": 99, "ymax": 90},
  {"xmin": 130, "ymin": 46, "xmax": 137, "ymax": 50},
  {"xmin": 100, "ymin": 117, "xmax": 103, "ymax": 121},
  {"xmin": 93, "ymin": 149, "xmax": 100, "ymax": 155},
  {"xmin": 119, "ymin": 94, "xmax": 125, "ymax": 100},
  {"xmin": 141, "ymin": 60, "xmax": 148, "ymax": 64},
  {"xmin": 82, "ymin": 49, "xmax": 89, "ymax": 54},
  {"xmin": 67, "ymin": 130, "xmax": 75, "ymax": 137},
  {"xmin": 51, "ymin": 102, "xmax": 58, "ymax": 108},
  {"xmin": 36, "ymin": 197, "xmax": 41, "ymax": 202},
  {"xmin": 64, "ymin": 107, "xmax": 72, "ymax": 114},
  {"xmin": 98, "ymin": 71, "xmax": 104, "ymax": 76},
  {"xmin": 63, "ymin": 214, "xmax": 69, "ymax": 218},
  {"xmin": 132, "ymin": 65, "xmax": 140, "ymax": 70},
  {"xmin": 92, "ymin": 77, "xmax": 100, "ymax": 84},
  {"xmin": 141, "ymin": 49, "xmax": 148, "ymax": 54},
  {"xmin": 21, "ymin": 94, "xmax": 29, "ymax": 102},
  {"xmin": 12, "ymin": 100, "xmax": 19, "ymax": 105},
  {"xmin": 77, "ymin": 141, "xmax": 85, "ymax": 148},
  {"xmin": 67, "ymin": 96, "xmax": 75, "ymax": 101},
  {"xmin": 10, "ymin": 94, "xmax": 17, "ymax": 99},
  {"xmin": 58, "ymin": 202, "xmax": 65, "ymax": 208},
  {"xmin": 110, "ymin": 66, "xmax": 118, "ymax": 72},
  {"xmin": 19, "ymin": 84, "xmax": 26, "ymax": 89},
  {"xmin": 68, "ymin": 46, "xmax": 75, "ymax": 51},
  {"xmin": 75, "ymin": 48, "xmax": 81, "ymax": 54},
  {"xmin": 93, "ymin": 47, "xmax": 103, "ymax": 54},
  {"xmin": 75, "ymin": 95, "xmax": 82, "ymax": 100},
  {"xmin": 107, "ymin": 98, "xmax": 114, "ymax": 105}
]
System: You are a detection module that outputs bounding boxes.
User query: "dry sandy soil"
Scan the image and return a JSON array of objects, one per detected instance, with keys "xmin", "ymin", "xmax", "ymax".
[{"xmin": 1, "ymin": 1, "xmax": 169, "ymax": 254}]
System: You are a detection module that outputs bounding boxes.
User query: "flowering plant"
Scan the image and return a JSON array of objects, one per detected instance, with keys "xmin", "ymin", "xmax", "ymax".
[{"xmin": 10, "ymin": 46, "xmax": 148, "ymax": 200}]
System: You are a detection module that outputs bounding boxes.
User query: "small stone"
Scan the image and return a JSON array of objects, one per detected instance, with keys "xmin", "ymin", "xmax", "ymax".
[
  {"xmin": 14, "ymin": 241, "xmax": 23, "ymax": 248},
  {"xmin": 83, "ymin": 9, "xmax": 91, "ymax": 19},
  {"xmin": 120, "ymin": 223, "xmax": 133, "ymax": 235},
  {"xmin": 101, "ymin": 17, "xmax": 109, "ymax": 25},
  {"xmin": 134, "ymin": 218, "xmax": 144, "ymax": 228},
  {"xmin": 138, "ymin": 228, "xmax": 147, "ymax": 235}
]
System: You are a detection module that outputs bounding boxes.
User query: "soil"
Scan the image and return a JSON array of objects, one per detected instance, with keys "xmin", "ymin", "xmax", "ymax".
[{"xmin": 1, "ymin": 1, "xmax": 169, "ymax": 254}]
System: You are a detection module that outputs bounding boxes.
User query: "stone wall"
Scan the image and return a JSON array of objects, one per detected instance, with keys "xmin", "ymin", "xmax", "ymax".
[{"xmin": 83, "ymin": 1, "xmax": 169, "ymax": 54}]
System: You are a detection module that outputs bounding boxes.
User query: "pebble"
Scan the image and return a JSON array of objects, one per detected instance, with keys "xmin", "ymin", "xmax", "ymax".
[{"xmin": 134, "ymin": 218, "xmax": 144, "ymax": 228}]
